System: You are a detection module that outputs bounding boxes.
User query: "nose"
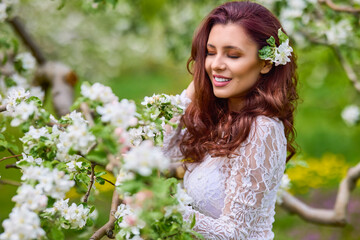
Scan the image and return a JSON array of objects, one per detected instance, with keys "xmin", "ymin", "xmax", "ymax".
[{"xmin": 211, "ymin": 55, "xmax": 226, "ymax": 71}]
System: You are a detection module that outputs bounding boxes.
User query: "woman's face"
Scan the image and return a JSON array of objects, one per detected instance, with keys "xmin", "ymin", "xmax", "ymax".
[{"xmin": 205, "ymin": 23, "xmax": 271, "ymax": 110}]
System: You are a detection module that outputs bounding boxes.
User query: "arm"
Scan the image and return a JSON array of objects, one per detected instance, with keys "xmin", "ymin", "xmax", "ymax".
[{"xmin": 183, "ymin": 117, "xmax": 287, "ymax": 240}]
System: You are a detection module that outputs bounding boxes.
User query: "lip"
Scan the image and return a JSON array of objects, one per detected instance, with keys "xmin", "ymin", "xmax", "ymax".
[{"xmin": 212, "ymin": 75, "xmax": 232, "ymax": 87}]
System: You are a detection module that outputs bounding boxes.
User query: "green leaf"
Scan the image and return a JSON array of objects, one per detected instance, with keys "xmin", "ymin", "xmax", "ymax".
[
  {"xmin": 0, "ymin": 139, "xmax": 8, "ymax": 150},
  {"xmin": 95, "ymin": 176, "xmax": 105, "ymax": 185},
  {"xmin": 11, "ymin": 39, "xmax": 19, "ymax": 54},
  {"xmin": 86, "ymin": 147, "xmax": 107, "ymax": 165},
  {"xmin": 95, "ymin": 171, "xmax": 107, "ymax": 177},
  {"xmin": 57, "ymin": 0, "xmax": 67, "ymax": 10},
  {"xmin": 278, "ymin": 28, "xmax": 288, "ymax": 43},
  {"xmin": 4, "ymin": 76, "xmax": 17, "ymax": 88},
  {"xmin": 266, "ymin": 36, "xmax": 276, "ymax": 47},
  {"xmin": 258, "ymin": 46, "xmax": 274, "ymax": 60},
  {"xmin": 49, "ymin": 226, "xmax": 64, "ymax": 240},
  {"xmin": 190, "ymin": 213, "xmax": 196, "ymax": 229},
  {"xmin": 76, "ymin": 172, "xmax": 90, "ymax": 184},
  {"xmin": 86, "ymin": 217, "xmax": 94, "ymax": 227},
  {"xmin": 26, "ymin": 96, "xmax": 42, "ymax": 106}
]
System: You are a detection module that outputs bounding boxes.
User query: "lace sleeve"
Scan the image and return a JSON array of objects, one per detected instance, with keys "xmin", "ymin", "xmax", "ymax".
[
  {"xmin": 183, "ymin": 117, "xmax": 287, "ymax": 240},
  {"xmin": 162, "ymin": 89, "xmax": 191, "ymax": 161}
]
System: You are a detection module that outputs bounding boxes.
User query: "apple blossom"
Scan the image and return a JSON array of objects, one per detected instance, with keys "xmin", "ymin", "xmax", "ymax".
[
  {"xmin": 123, "ymin": 140, "xmax": 170, "ymax": 176},
  {"xmin": 15, "ymin": 52, "xmax": 36, "ymax": 71},
  {"xmin": 341, "ymin": 105, "xmax": 360, "ymax": 126}
]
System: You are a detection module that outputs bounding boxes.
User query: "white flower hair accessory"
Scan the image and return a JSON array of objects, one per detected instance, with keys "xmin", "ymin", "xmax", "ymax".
[{"xmin": 259, "ymin": 28, "xmax": 293, "ymax": 66}]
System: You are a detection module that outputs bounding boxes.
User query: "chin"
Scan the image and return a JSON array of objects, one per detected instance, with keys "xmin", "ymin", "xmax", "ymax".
[{"xmin": 213, "ymin": 90, "xmax": 230, "ymax": 99}]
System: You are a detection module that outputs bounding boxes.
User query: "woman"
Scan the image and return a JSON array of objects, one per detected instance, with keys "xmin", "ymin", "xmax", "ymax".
[{"xmin": 164, "ymin": 1, "xmax": 298, "ymax": 239}]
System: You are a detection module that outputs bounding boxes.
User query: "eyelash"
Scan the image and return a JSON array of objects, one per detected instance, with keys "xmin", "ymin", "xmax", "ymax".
[{"xmin": 206, "ymin": 52, "xmax": 240, "ymax": 59}]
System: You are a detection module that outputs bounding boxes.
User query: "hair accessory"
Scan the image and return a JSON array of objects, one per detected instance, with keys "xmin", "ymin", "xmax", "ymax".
[{"xmin": 259, "ymin": 28, "xmax": 293, "ymax": 66}]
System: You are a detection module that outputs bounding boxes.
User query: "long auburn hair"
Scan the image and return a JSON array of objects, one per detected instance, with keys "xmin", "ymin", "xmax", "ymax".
[{"xmin": 180, "ymin": 1, "xmax": 298, "ymax": 163}]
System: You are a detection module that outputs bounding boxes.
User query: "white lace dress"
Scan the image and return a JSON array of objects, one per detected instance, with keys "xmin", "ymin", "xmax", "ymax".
[{"xmin": 163, "ymin": 112, "xmax": 287, "ymax": 240}]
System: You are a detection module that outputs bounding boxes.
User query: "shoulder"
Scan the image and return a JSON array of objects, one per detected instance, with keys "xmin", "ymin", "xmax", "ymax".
[
  {"xmin": 254, "ymin": 115, "xmax": 284, "ymax": 132},
  {"xmin": 247, "ymin": 115, "xmax": 286, "ymax": 144}
]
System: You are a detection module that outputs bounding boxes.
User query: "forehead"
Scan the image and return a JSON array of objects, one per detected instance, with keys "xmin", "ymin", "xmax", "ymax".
[{"xmin": 207, "ymin": 23, "xmax": 257, "ymax": 49}]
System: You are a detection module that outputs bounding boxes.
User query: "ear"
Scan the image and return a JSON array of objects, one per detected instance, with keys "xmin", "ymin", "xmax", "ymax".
[{"xmin": 260, "ymin": 60, "xmax": 273, "ymax": 74}]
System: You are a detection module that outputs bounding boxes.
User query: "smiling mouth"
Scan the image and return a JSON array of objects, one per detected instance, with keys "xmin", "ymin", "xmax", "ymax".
[{"xmin": 214, "ymin": 76, "xmax": 231, "ymax": 82}]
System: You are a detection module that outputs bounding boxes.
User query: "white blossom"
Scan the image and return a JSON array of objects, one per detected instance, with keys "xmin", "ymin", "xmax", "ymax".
[
  {"xmin": 0, "ymin": 3, "xmax": 7, "ymax": 22},
  {"xmin": 29, "ymin": 86, "xmax": 45, "ymax": 101},
  {"xmin": 123, "ymin": 140, "xmax": 170, "ymax": 176},
  {"xmin": 341, "ymin": 105, "xmax": 360, "ymax": 126},
  {"xmin": 4, "ymin": 87, "xmax": 30, "ymax": 112},
  {"xmin": 57, "ymin": 117, "xmax": 95, "ymax": 155},
  {"xmin": 27, "ymin": 126, "xmax": 50, "ymax": 139},
  {"xmin": 18, "ymin": 152, "xmax": 43, "ymax": 165},
  {"xmin": 56, "ymin": 148, "xmax": 81, "ymax": 162},
  {"xmin": 115, "ymin": 169, "xmax": 135, "ymax": 186},
  {"xmin": 164, "ymin": 184, "xmax": 193, "ymax": 217},
  {"xmin": 66, "ymin": 160, "xmax": 82, "ymax": 172},
  {"xmin": 96, "ymin": 99, "xmax": 137, "ymax": 129},
  {"xmin": 127, "ymin": 127, "xmax": 144, "ymax": 146},
  {"xmin": 46, "ymin": 199, "xmax": 90, "ymax": 229},
  {"xmin": 0, "ymin": 206, "xmax": 45, "ymax": 240},
  {"xmin": 63, "ymin": 203, "xmax": 90, "ymax": 229},
  {"xmin": 274, "ymin": 39, "xmax": 293, "ymax": 66},
  {"xmin": 115, "ymin": 204, "xmax": 145, "ymax": 239},
  {"xmin": 276, "ymin": 174, "xmax": 291, "ymax": 204},
  {"xmin": 9, "ymin": 101, "xmax": 38, "ymax": 127},
  {"xmin": 325, "ymin": 20, "xmax": 352, "ymax": 46},
  {"xmin": 81, "ymin": 82, "xmax": 118, "ymax": 103},
  {"xmin": 12, "ymin": 184, "xmax": 48, "ymax": 211},
  {"xmin": 15, "ymin": 52, "xmax": 36, "ymax": 71},
  {"xmin": 61, "ymin": 110, "xmax": 88, "ymax": 125},
  {"xmin": 21, "ymin": 166, "xmax": 75, "ymax": 199},
  {"xmin": 170, "ymin": 90, "xmax": 191, "ymax": 110},
  {"xmin": 45, "ymin": 198, "xmax": 69, "ymax": 215},
  {"xmin": 11, "ymin": 74, "xmax": 29, "ymax": 88},
  {"xmin": 2, "ymin": 0, "xmax": 19, "ymax": 6}
]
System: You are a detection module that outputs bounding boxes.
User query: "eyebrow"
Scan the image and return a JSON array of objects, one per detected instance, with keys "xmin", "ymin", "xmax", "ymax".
[{"xmin": 207, "ymin": 44, "xmax": 243, "ymax": 52}]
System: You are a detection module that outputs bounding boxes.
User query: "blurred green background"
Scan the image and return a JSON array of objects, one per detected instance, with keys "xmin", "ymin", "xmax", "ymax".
[{"xmin": 1, "ymin": 0, "xmax": 360, "ymax": 239}]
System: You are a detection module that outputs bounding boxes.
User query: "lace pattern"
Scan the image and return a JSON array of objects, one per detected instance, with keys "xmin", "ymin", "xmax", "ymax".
[{"xmin": 163, "ymin": 114, "xmax": 287, "ymax": 240}]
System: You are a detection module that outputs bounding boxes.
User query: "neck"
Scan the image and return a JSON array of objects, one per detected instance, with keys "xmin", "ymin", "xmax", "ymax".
[{"xmin": 228, "ymin": 98, "xmax": 244, "ymax": 112}]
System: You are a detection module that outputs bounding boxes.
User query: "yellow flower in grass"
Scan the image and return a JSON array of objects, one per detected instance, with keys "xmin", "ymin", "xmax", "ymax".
[{"xmin": 287, "ymin": 153, "xmax": 350, "ymax": 194}]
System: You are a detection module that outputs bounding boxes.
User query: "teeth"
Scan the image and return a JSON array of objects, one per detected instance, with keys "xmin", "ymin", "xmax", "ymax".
[{"xmin": 214, "ymin": 77, "xmax": 231, "ymax": 82}]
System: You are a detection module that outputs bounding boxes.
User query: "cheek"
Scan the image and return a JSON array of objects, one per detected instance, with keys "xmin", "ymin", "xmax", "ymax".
[
  {"xmin": 205, "ymin": 58, "xmax": 211, "ymax": 75},
  {"xmin": 233, "ymin": 60, "xmax": 261, "ymax": 79}
]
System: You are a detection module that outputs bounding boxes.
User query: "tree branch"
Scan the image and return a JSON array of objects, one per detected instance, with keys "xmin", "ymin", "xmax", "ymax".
[
  {"xmin": 5, "ymin": 164, "xmax": 20, "ymax": 169},
  {"xmin": 0, "ymin": 105, "xmax": 6, "ymax": 112},
  {"xmin": 318, "ymin": 0, "xmax": 360, "ymax": 14},
  {"xmin": 280, "ymin": 161, "xmax": 360, "ymax": 226},
  {"xmin": 98, "ymin": 177, "xmax": 115, "ymax": 186},
  {"xmin": 90, "ymin": 190, "xmax": 121, "ymax": 240},
  {"xmin": 332, "ymin": 47, "xmax": 360, "ymax": 93},
  {"xmin": 7, "ymin": 149, "xmax": 20, "ymax": 162},
  {"xmin": 83, "ymin": 163, "xmax": 96, "ymax": 203},
  {"xmin": 80, "ymin": 102, "xmax": 95, "ymax": 127},
  {"xmin": 35, "ymin": 62, "xmax": 77, "ymax": 117},
  {"xmin": 0, "ymin": 179, "xmax": 21, "ymax": 186},
  {"xmin": 0, "ymin": 154, "xmax": 22, "ymax": 162},
  {"xmin": 7, "ymin": 16, "xmax": 46, "ymax": 65}
]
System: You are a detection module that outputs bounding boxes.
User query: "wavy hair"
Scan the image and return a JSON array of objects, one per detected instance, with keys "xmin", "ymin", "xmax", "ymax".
[{"xmin": 180, "ymin": 1, "xmax": 298, "ymax": 163}]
